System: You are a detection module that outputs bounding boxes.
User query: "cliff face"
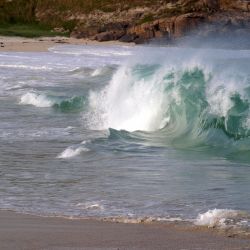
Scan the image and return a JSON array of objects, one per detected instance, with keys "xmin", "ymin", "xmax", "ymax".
[{"xmin": 1, "ymin": 0, "xmax": 250, "ymax": 44}]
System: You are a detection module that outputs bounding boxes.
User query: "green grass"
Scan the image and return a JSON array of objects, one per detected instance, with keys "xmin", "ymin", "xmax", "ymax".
[
  {"xmin": 0, "ymin": 23, "xmax": 69, "ymax": 38},
  {"xmin": 36, "ymin": 0, "xmax": 165, "ymax": 13}
]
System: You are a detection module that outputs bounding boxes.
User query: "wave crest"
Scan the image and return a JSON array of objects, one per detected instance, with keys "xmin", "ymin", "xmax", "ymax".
[
  {"xmin": 20, "ymin": 92, "xmax": 85, "ymax": 112},
  {"xmin": 195, "ymin": 209, "xmax": 250, "ymax": 229},
  {"xmin": 20, "ymin": 92, "xmax": 53, "ymax": 108},
  {"xmin": 85, "ymin": 62, "xmax": 250, "ymax": 151}
]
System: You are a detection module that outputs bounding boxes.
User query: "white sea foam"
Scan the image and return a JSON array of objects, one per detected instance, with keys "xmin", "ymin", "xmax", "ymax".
[
  {"xmin": 195, "ymin": 209, "xmax": 239, "ymax": 228},
  {"xmin": 85, "ymin": 46, "xmax": 250, "ymax": 134},
  {"xmin": 57, "ymin": 145, "xmax": 89, "ymax": 159},
  {"xmin": 86, "ymin": 65, "xmax": 170, "ymax": 132},
  {"xmin": 91, "ymin": 68, "xmax": 103, "ymax": 77},
  {"xmin": 20, "ymin": 92, "xmax": 54, "ymax": 108},
  {"xmin": 50, "ymin": 45, "xmax": 133, "ymax": 57},
  {"xmin": 76, "ymin": 202, "xmax": 104, "ymax": 210},
  {"xmin": 0, "ymin": 64, "xmax": 53, "ymax": 71}
]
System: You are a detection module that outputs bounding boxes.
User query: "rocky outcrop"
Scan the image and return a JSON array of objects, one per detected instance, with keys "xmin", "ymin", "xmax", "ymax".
[
  {"xmin": 70, "ymin": 12, "xmax": 209, "ymax": 44},
  {"xmin": 67, "ymin": 0, "xmax": 250, "ymax": 44},
  {"xmin": 2, "ymin": 0, "xmax": 250, "ymax": 44},
  {"xmin": 220, "ymin": 0, "xmax": 250, "ymax": 12}
]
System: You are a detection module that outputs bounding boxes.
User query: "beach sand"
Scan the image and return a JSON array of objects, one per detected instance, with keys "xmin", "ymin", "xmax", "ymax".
[
  {"xmin": 0, "ymin": 210, "xmax": 250, "ymax": 250},
  {"xmin": 0, "ymin": 36, "xmax": 131, "ymax": 52}
]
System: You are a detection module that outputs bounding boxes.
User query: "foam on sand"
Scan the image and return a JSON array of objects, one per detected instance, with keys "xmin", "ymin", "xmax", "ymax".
[{"xmin": 195, "ymin": 209, "xmax": 241, "ymax": 228}]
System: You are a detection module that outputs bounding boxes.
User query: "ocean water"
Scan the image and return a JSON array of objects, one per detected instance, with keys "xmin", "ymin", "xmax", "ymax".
[{"xmin": 1, "ymin": 45, "xmax": 250, "ymax": 229}]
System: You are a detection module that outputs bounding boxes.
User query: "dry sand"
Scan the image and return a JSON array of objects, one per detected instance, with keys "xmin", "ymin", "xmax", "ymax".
[
  {"xmin": 0, "ymin": 36, "xmax": 132, "ymax": 52},
  {"xmin": 1, "ymin": 210, "xmax": 250, "ymax": 250}
]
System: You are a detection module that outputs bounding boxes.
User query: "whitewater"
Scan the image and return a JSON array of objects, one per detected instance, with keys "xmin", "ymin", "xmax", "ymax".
[{"xmin": 0, "ymin": 44, "xmax": 250, "ymax": 231}]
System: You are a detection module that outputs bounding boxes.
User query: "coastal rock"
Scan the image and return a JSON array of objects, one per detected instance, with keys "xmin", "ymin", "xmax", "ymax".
[
  {"xmin": 125, "ymin": 13, "xmax": 206, "ymax": 42},
  {"xmin": 179, "ymin": 0, "xmax": 219, "ymax": 11},
  {"xmin": 219, "ymin": 0, "xmax": 250, "ymax": 12},
  {"xmin": 174, "ymin": 13, "xmax": 207, "ymax": 37},
  {"xmin": 119, "ymin": 33, "xmax": 137, "ymax": 43},
  {"xmin": 95, "ymin": 30, "xmax": 125, "ymax": 42},
  {"xmin": 2, "ymin": 0, "xmax": 250, "ymax": 44}
]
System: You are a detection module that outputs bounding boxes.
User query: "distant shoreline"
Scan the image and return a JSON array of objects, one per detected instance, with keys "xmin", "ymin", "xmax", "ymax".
[
  {"xmin": 0, "ymin": 36, "xmax": 134, "ymax": 52},
  {"xmin": 1, "ymin": 210, "xmax": 250, "ymax": 250}
]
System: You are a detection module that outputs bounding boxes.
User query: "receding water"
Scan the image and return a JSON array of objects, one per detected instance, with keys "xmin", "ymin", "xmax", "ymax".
[{"xmin": 0, "ymin": 45, "xmax": 250, "ymax": 229}]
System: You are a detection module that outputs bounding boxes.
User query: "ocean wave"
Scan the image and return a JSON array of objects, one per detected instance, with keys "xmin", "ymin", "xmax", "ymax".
[
  {"xmin": 20, "ymin": 92, "xmax": 54, "ymax": 107},
  {"xmin": 49, "ymin": 45, "xmax": 133, "ymax": 57},
  {"xmin": 195, "ymin": 209, "xmax": 250, "ymax": 229},
  {"xmin": 57, "ymin": 142, "xmax": 90, "ymax": 159},
  {"xmin": 76, "ymin": 202, "xmax": 104, "ymax": 211},
  {"xmin": 0, "ymin": 64, "xmax": 53, "ymax": 71},
  {"xmin": 84, "ymin": 58, "xmax": 250, "ymax": 153},
  {"xmin": 20, "ymin": 91, "xmax": 85, "ymax": 111}
]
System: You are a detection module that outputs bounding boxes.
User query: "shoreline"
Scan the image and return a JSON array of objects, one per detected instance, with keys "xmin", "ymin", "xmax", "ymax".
[
  {"xmin": 0, "ymin": 36, "xmax": 133, "ymax": 52},
  {"xmin": 1, "ymin": 210, "xmax": 250, "ymax": 250}
]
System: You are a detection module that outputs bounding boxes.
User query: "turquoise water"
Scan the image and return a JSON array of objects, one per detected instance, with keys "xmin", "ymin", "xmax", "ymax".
[{"xmin": 0, "ymin": 45, "xmax": 250, "ymax": 228}]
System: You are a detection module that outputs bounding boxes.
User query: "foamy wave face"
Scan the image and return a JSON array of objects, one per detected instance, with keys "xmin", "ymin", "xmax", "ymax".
[
  {"xmin": 20, "ymin": 92, "xmax": 54, "ymax": 108},
  {"xmin": 86, "ymin": 65, "xmax": 168, "ymax": 132},
  {"xmin": 84, "ymin": 47, "xmax": 250, "ymax": 150},
  {"xmin": 91, "ymin": 68, "xmax": 104, "ymax": 77},
  {"xmin": 195, "ymin": 209, "xmax": 241, "ymax": 228}
]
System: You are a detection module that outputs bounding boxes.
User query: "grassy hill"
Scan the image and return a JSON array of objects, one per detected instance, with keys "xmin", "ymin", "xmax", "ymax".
[{"xmin": 0, "ymin": 0, "xmax": 172, "ymax": 37}]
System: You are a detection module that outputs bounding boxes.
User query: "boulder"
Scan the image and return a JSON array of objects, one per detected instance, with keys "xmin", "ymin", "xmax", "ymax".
[
  {"xmin": 96, "ymin": 30, "xmax": 125, "ymax": 42},
  {"xmin": 119, "ymin": 33, "xmax": 137, "ymax": 43}
]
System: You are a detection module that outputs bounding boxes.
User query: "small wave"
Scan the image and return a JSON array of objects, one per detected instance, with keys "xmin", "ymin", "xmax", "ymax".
[
  {"xmin": 57, "ymin": 144, "xmax": 89, "ymax": 159},
  {"xmin": 195, "ymin": 209, "xmax": 249, "ymax": 228},
  {"xmin": 91, "ymin": 68, "xmax": 105, "ymax": 77},
  {"xmin": 49, "ymin": 45, "xmax": 133, "ymax": 57},
  {"xmin": 0, "ymin": 64, "xmax": 53, "ymax": 71},
  {"xmin": 76, "ymin": 202, "xmax": 104, "ymax": 211},
  {"xmin": 20, "ymin": 92, "xmax": 53, "ymax": 108},
  {"xmin": 53, "ymin": 96, "xmax": 85, "ymax": 112},
  {"xmin": 20, "ymin": 92, "xmax": 85, "ymax": 111}
]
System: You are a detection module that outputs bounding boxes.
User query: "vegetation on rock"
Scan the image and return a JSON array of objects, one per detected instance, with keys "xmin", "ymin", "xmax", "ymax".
[{"xmin": 0, "ymin": 0, "xmax": 249, "ymax": 41}]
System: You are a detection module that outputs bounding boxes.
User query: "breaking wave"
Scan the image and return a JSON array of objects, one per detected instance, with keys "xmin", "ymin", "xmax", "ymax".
[
  {"xmin": 20, "ymin": 92, "xmax": 85, "ymax": 112},
  {"xmin": 85, "ymin": 50, "xmax": 250, "ymax": 155},
  {"xmin": 20, "ymin": 92, "xmax": 54, "ymax": 108},
  {"xmin": 195, "ymin": 209, "xmax": 250, "ymax": 229}
]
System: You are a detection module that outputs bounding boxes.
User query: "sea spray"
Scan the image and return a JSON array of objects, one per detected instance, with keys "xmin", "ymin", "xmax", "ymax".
[
  {"xmin": 84, "ymin": 48, "xmax": 250, "ymax": 151},
  {"xmin": 86, "ymin": 64, "xmax": 168, "ymax": 131},
  {"xmin": 195, "ymin": 209, "xmax": 250, "ymax": 229}
]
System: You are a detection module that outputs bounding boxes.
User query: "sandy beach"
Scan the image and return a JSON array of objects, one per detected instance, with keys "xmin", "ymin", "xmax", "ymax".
[
  {"xmin": 0, "ymin": 210, "xmax": 249, "ymax": 250},
  {"xmin": 0, "ymin": 36, "xmax": 132, "ymax": 52}
]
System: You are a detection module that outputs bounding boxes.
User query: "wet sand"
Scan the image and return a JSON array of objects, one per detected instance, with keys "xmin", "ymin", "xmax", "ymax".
[
  {"xmin": 0, "ymin": 36, "xmax": 132, "ymax": 52},
  {"xmin": 1, "ymin": 210, "xmax": 250, "ymax": 250}
]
